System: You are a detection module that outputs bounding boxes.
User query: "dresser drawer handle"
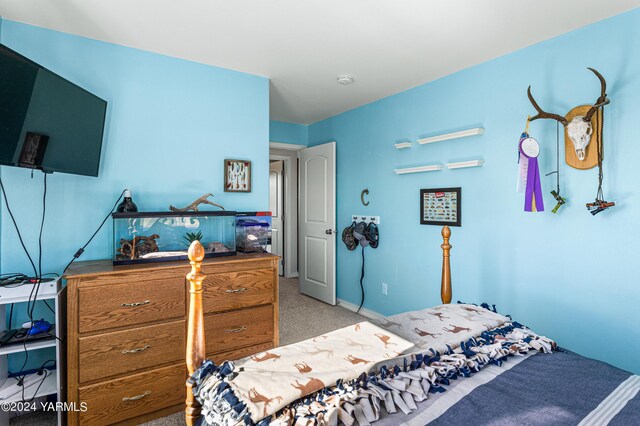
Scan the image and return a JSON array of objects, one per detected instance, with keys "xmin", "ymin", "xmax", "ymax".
[
  {"xmin": 224, "ymin": 326, "xmax": 247, "ymax": 333},
  {"xmin": 121, "ymin": 300, "xmax": 150, "ymax": 307},
  {"xmin": 122, "ymin": 345, "xmax": 151, "ymax": 354},
  {"xmin": 225, "ymin": 288, "xmax": 247, "ymax": 294},
  {"xmin": 122, "ymin": 391, "xmax": 151, "ymax": 402}
]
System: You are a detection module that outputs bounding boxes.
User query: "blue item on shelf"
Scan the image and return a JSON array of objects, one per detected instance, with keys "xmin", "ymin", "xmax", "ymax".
[{"xmin": 22, "ymin": 319, "xmax": 52, "ymax": 335}]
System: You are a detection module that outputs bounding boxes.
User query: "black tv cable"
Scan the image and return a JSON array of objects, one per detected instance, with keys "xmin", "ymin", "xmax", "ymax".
[
  {"xmin": 0, "ymin": 177, "xmax": 38, "ymax": 277},
  {"xmin": 1, "ymin": 173, "xmax": 60, "ymax": 391}
]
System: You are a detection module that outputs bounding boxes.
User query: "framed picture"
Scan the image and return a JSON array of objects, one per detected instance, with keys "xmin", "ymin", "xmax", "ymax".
[
  {"xmin": 420, "ymin": 187, "xmax": 461, "ymax": 227},
  {"xmin": 224, "ymin": 159, "xmax": 252, "ymax": 193}
]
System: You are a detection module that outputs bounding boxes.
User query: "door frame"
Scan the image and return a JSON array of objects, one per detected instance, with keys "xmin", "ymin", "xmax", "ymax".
[
  {"xmin": 269, "ymin": 160, "xmax": 285, "ymax": 275},
  {"xmin": 269, "ymin": 142, "xmax": 302, "ymax": 278}
]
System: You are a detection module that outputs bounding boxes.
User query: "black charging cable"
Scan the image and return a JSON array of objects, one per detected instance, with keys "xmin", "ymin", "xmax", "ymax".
[
  {"xmin": 1, "ymin": 174, "xmax": 46, "ymax": 388},
  {"xmin": 2, "ymin": 174, "xmax": 62, "ymax": 390},
  {"xmin": 62, "ymin": 189, "xmax": 125, "ymax": 273},
  {"xmin": 18, "ymin": 359, "xmax": 56, "ymax": 402},
  {"xmin": 356, "ymin": 222, "xmax": 378, "ymax": 313},
  {"xmin": 17, "ymin": 172, "xmax": 49, "ymax": 388},
  {"xmin": 1, "ymin": 178, "xmax": 122, "ymax": 386},
  {"xmin": 358, "ymin": 246, "xmax": 365, "ymax": 313},
  {"xmin": 0, "ymin": 178, "xmax": 39, "ymax": 277}
]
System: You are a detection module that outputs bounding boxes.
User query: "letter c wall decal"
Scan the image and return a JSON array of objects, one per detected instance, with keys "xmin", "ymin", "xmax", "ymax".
[{"xmin": 361, "ymin": 189, "xmax": 370, "ymax": 206}]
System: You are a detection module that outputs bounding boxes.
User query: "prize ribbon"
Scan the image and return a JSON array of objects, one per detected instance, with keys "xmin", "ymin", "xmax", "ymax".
[{"xmin": 518, "ymin": 132, "xmax": 544, "ymax": 212}]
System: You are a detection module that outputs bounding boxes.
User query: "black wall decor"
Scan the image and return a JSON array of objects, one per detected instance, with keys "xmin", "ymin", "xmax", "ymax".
[{"xmin": 420, "ymin": 187, "xmax": 461, "ymax": 227}]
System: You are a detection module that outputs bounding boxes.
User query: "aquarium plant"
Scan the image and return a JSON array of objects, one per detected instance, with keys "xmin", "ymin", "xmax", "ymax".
[{"xmin": 183, "ymin": 230, "xmax": 204, "ymax": 246}]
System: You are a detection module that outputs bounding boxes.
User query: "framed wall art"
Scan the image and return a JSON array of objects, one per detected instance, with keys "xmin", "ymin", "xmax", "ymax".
[
  {"xmin": 420, "ymin": 187, "xmax": 461, "ymax": 226},
  {"xmin": 224, "ymin": 159, "xmax": 252, "ymax": 193}
]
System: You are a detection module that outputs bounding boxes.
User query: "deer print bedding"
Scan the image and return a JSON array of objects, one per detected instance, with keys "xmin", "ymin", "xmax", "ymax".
[
  {"xmin": 190, "ymin": 321, "xmax": 414, "ymax": 425},
  {"xmin": 375, "ymin": 303, "xmax": 514, "ymax": 353},
  {"xmin": 190, "ymin": 304, "xmax": 556, "ymax": 426}
]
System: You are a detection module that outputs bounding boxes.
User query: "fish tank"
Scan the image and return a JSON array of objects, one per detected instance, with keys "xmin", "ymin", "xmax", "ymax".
[
  {"xmin": 236, "ymin": 212, "xmax": 272, "ymax": 254},
  {"xmin": 112, "ymin": 211, "xmax": 236, "ymax": 265}
]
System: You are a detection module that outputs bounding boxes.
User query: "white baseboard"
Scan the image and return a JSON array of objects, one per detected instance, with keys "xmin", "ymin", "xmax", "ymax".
[
  {"xmin": 284, "ymin": 272, "xmax": 299, "ymax": 278},
  {"xmin": 337, "ymin": 298, "xmax": 385, "ymax": 321}
]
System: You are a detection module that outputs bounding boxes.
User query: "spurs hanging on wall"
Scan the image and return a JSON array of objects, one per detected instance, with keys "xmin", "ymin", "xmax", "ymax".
[{"xmin": 527, "ymin": 67, "xmax": 610, "ymax": 170}]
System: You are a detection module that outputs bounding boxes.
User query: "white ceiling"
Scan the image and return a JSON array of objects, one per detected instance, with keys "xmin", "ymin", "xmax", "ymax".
[{"xmin": 1, "ymin": 1, "xmax": 638, "ymax": 124}]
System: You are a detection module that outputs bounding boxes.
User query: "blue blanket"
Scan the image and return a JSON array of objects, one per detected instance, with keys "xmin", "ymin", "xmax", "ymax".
[{"xmin": 375, "ymin": 350, "xmax": 639, "ymax": 425}]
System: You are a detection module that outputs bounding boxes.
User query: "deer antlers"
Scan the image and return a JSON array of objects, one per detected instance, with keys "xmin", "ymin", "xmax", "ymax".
[
  {"xmin": 527, "ymin": 67, "xmax": 609, "ymax": 126},
  {"xmin": 583, "ymin": 68, "xmax": 610, "ymax": 121},
  {"xmin": 527, "ymin": 86, "xmax": 568, "ymax": 126}
]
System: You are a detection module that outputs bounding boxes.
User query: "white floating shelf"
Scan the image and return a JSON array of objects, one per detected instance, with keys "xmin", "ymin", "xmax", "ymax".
[
  {"xmin": 394, "ymin": 164, "xmax": 444, "ymax": 175},
  {"xmin": 0, "ymin": 338, "xmax": 57, "ymax": 356},
  {"xmin": 417, "ymin": 127, "xmax": 484, "ymax": 145},
  {"xmin": 394, "ymin": 142, "xmax": 413, "ymax": 150},
  {"xmin": 446, "ymin": 159, "xmax": 485, "ymax": 169}
]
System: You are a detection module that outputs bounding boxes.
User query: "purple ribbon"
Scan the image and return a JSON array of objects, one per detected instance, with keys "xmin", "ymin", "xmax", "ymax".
[{"xmin": 519, "ymin": 134, "xmax": 544, "ymax": 212}]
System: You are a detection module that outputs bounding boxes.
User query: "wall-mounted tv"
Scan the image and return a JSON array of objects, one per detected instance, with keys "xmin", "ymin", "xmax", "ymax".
[{"xmin": 0, "ymin": 43, "xmax": 107, "ymax": 177}]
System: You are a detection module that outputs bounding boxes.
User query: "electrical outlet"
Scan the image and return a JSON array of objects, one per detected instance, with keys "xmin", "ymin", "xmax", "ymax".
[{"xmin": 381, "ymin": 282, "xmax": 388, "ymax": 296}]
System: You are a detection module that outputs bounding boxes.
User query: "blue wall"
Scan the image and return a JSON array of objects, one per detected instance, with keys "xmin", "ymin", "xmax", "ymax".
[
  {"xmin": 270, "ymin": 120, "xmax": 308, "ymax": 146},
  {"xmin": 0, "ymin": 19, "xmax": 269, "ymax": 371},
  {"xmin": 309, "ymin": 10, "xmax": 640, "ymax": 374},
  {"xmin": 0, "ymin": 19, "xmax": 269, "ymax": 273},
  {"xmin": 2, "ymin": 11, "xmax": 639, "ymax": 375}
]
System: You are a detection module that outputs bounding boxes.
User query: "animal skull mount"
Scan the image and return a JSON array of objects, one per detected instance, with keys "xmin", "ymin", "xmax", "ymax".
[
  {"xmin": 566, "ymin": 116, "xmax": 592, "ymax": 161},
  {"xmin": 527, "ymin": 68, "xmax": 610, "ymax": 170}
]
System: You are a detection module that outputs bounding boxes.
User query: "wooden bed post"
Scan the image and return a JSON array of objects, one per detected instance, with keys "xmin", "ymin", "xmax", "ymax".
[
  {"xmin": 441, "ymin": 226, "xmax": 452, "ymax": 304},
  {"xmin": 186, "ymin": 241, "xmax": 206, "ymax": 426}
]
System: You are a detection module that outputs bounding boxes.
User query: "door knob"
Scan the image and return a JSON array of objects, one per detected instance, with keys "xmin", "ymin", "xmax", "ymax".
[{"xmin": 325, "ymin": 229, "xmax": 335, "ymax": 235}]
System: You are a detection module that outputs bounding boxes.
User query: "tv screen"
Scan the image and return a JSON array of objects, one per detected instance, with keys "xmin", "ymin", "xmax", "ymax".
[{"xmin": 0, "ymin": 43, "xmax": 107, "ymax": 177}]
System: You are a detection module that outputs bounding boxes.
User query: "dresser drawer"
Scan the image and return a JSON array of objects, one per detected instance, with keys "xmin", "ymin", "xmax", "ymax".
[
  {"xmin": 78, "ymin": 278, "xmax": 185, "ymax": 333},
  {"xmin": 202, "ymin": 268, "xmax": 275, "ymax": 313},
  {"xmin": 78, "ymin": 320, "xmax": 185, "ymax": 383},
  {"xmin": 208, "ymin": 341, "xmax": 274, "ymax": 364},
  {"xmin": 79, "ymin": 363, "xmax": 185, "ymax": 425},
  {"xmin": 205, "ymin": 305, "xmax": 274, "ymax": 354}
]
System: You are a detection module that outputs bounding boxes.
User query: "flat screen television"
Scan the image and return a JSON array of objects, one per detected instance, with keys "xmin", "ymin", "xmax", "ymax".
[{"xmin": 0, "ymin": 43, "xmax": 107, "ymax": 177}]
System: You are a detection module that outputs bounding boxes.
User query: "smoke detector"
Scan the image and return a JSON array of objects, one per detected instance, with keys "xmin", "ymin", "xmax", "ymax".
[{"xmin": 337, "ymin": 75, "xmax": 354, "ymax": 85}]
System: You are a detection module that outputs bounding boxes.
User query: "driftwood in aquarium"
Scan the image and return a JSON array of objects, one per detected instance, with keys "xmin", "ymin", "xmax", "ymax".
[
  {"xmin": 169, "ymin": 193, "xmax": 225, "ymax": 212},
  {"xmin": 119, "ymin": 234, "xmax": 160, "ymax": 259}
]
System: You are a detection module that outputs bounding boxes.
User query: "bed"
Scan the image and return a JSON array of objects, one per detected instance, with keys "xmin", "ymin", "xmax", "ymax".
[{"xmin": 184, "ymin": 226, "xmax": 639, "ymax": 426}]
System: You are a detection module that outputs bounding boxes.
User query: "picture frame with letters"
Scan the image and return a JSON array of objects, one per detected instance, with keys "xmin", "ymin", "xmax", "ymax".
[{"xmin": 224, "ymin": 159, "xmax": 252, "ymax": 193}]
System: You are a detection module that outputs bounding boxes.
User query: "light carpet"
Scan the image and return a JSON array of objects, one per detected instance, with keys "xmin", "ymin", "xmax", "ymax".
[{"xmin": 11, "ymin": 277, "xmax": 366, "ymax": 425}]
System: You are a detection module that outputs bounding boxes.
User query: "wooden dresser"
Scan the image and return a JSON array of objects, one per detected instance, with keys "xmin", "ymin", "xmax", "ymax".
[{"xmin": 64, "ymin": 253, "xmax": 279, "ymax": 425}]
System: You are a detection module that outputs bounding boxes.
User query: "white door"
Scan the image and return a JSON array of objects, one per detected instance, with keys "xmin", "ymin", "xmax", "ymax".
[
  {"xmin": 299, "ymin": 142, "xmax": 336, "ymax": 305},
  {"xmin": 269, "ymin": 161, "xmax": 284, "ymax": 275}
]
